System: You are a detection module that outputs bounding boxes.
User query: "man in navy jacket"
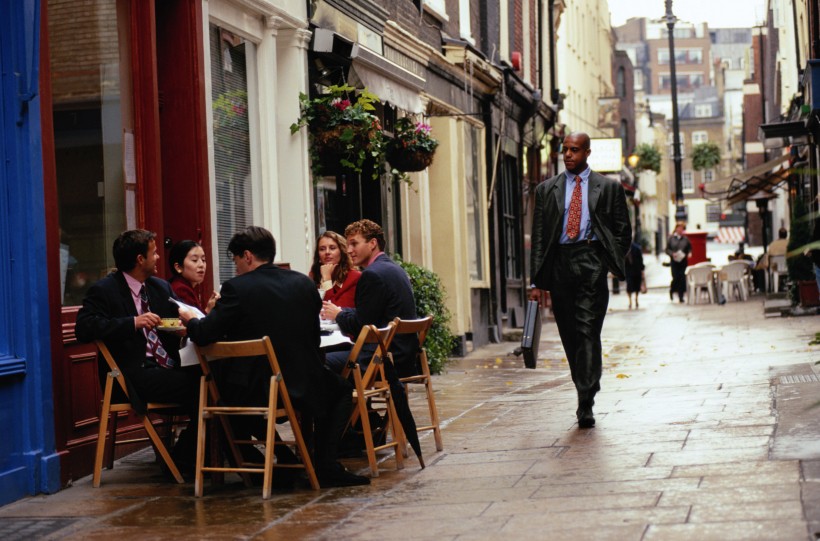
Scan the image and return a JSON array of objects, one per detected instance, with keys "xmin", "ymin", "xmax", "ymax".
[
  {"xmin": 76, "ymin": 229, "xmax": 199, "ymax": 473},
  {"xmin": 321, "ymin": 219, "xmax": 418, "ymax": 377}
]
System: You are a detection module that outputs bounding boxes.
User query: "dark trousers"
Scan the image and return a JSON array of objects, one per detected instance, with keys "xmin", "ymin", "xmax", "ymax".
[
  {"xmin": 670, "ymin": 261, "xmax": 687, "ymax": 299},
  {"xmin": 549, "ymin": 243, "xmax": 609, "ymax": 411}
]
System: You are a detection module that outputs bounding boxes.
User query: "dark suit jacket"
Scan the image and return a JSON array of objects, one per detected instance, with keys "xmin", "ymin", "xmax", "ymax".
[
  {"xmin": 75, "ymin": 272, "xmax": 183, "ymax": 408},
  {"xmin": 335, "ymin": 253, "xmax": 419, "ymax": 374},
  {"xmin": 185, "ymin": 263, "xmax": 326, "ymax": 412},
  {"xmin": 530, "ymin": 171, "xmax": 632, "ymax": 290}
]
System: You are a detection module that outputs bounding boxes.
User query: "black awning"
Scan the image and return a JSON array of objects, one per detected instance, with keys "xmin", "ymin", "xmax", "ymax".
[
  {"xmin": 701, "ymin": 154, "xmax": 792, "ymax": 207},
  {"xmin": 758, "ymin": 120, "xmax": 809, "ymax": 141}
]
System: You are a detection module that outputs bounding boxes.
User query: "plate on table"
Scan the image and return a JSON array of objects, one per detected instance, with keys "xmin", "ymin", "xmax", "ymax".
[{"xmin": 157, "ymin": 318, "xmax": 184, "ymax": 332}]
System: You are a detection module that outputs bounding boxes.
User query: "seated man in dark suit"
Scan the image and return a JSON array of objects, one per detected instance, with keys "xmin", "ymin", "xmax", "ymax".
[
  {"xmin": 75, "ymin": 229, "xmax": 200, "ymax": 477},
  {"xmin": 321, "ymin": 219, "xmax": 419, "ymax": 377},
  {"xmin": 179, "ymin": 226, "xmax": 368, "ymax": 488}
]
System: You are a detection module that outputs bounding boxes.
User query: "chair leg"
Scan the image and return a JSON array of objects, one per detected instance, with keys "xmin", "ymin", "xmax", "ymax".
[
  {"xmin": 358, "ymin": 395, "xmax": 379, "ymax": 477},
  {"xmin": 93, "ymin": 376, "xmax": 115, "ymax": 488},
  {"xmin": 385, "ymin": 394, "xmax": 405, "ymax": 470},
  {"xmin": 425, "ymin": 379, "xmax": 443, "ymax": 452},
  {"xmin": 195, "ymin": 376, "xmax": 208, "ymax": 497},
  {"xmin": 143, "ymin": 415, "xmax": 183, "ymax": 484},
  {"xmin": 262, "ymin": 376, "xmax": 277, "ymax": 500}
]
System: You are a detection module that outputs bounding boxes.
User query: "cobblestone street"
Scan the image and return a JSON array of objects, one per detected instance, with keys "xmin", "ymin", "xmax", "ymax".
[{"xmin": 2, "ymin": 266, "xmax": 820, "ymax": 540}]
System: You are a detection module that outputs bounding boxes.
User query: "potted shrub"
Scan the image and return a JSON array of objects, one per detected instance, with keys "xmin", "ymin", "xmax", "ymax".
[
  {"xmin": 395, "ymin": 255, "xmax": 456, "ymax": 374},
  {"xmin": 386, "ymin": 118, "xmax": 439, "ymax": 175},
  {"xmin": 787, "ymin": 196, "xmax": 818, "ymax": 307},
  {"xmin": 290, "ymin": 84, "xmax": 385, "ymax": 180}
]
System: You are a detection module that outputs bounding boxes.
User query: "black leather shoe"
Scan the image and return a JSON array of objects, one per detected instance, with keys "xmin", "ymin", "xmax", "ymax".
[
  {"xmin": 317, "ymin": 462, "xmax": 370, "ymax": 488},
  {"xmin": 577, "ymin": 407, "xmax": 596, "ymax": 429}
]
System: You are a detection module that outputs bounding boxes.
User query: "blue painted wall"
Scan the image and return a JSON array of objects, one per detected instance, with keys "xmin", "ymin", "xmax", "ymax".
[{"xmin": 0, "ymin": 0, "xmax": 61, "ymax": 506}]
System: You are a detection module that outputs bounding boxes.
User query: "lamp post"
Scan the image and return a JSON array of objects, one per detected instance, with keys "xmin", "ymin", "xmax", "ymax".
[
  {"xmin": 628, "ymin": 152, "xmax": 642, "ymax": 245},
  {"xmin": 664, "ymin": 0, "xmax": 687, "ymax": 223}
]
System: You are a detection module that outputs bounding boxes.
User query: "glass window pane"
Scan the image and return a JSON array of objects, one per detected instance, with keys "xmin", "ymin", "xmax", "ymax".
[
  {"xmin": 210, "ymin": 26, "xmax": 253, "ymax": 283},
  {"xmin": 50, "ymin": 0, "xmax": 133, "ymax": 306},
  {"xmin": 464, "ymin": 124, "xmax": 483, "ymax": 281}
]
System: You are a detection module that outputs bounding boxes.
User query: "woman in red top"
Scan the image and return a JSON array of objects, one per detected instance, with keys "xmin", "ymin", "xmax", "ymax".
[
  {"xmin": 309, "ymin": 231, "xmax": 360, "ymax": 308},
  {"xmin": 168, "ymin": 240, "xmax": 218, "ymax": 314}
]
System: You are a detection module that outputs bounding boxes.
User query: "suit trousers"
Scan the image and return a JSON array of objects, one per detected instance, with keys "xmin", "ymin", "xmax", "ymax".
[{"xmin": 549, "ymin": 242, "xmax": 609, "ymax": 410}]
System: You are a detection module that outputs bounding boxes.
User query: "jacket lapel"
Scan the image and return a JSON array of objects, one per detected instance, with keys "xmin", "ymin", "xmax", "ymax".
[
  {"xmin": 587, "ymin": 172, "xmax": 603, "ymax": 213},
  {"xmin": 114, "ymin": 271, "xmax": 138, "ymax": 317},
  {"xmin": 551, "ymin": 172, "xmax": 566, "ymax": 213}
]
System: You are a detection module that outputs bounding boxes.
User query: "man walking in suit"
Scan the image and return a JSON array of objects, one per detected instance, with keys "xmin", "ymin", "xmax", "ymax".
[
  {"xmin": 76, "ymin": 229, "xmax": 200, "ymax": 474},
  {"xmin": 529, "ymin": 132, "xmax": 631, "ymax": 428},
  {"xmin": 179, "ymin": 226, "xmax": 368, "ymax": 487},
  {"xmin": 320, "ymin": 219, "xmax": 418, "ymax": 377}
]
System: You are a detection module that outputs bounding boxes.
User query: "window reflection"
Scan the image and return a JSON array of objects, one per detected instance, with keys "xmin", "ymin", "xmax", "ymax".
[{"xmin": 50, "ymin": 0, "xmax": 134, "ymax": 306}]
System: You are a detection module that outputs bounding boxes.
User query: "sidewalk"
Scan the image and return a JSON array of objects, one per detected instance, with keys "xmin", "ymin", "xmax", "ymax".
[{"xmin": 2, "ymin": 292, "xmax": 819, "ymax": 540}]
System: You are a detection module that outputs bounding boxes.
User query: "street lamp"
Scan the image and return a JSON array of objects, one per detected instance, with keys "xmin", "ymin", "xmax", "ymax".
[
  {"xmin": 664, "ymin": 0, "xmax": 687, "ymax": 223},
  {"xmin": 627, "ymin": 153, "xmax": 642, "ymax": 245}
]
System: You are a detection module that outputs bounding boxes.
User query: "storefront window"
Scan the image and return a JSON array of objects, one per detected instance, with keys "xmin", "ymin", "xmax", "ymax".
[
  {"xmin": 464, "ymin": 123, "xmax": 484, "ymax": 281},
  {"xmin": 49, "ymin": 0, "xmax": 134, "ymax": 306},
  {"xmin": 210, "ymin": 26, "xmax": 253, "ymax": 283}
]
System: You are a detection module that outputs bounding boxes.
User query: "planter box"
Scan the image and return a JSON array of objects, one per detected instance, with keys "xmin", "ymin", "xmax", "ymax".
[{"xmin": 798, "ymin": 280, "xmax": 820, "ymax": 308}]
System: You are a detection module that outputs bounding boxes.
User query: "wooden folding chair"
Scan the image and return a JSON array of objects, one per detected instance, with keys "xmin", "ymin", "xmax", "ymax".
[
  {"xmin": 392, "ymin": 316, "xmax": 443, "ymax": 452},
  {"xmin": 193, "ymin": 336, "xmax": 319, "ymax": 498},
  {"xmin": 340, "ymin": 323, "xmax": 404, "ymax": 477},
  {"xmin": 93, "ymin": 340, "xmax": 184, "ymax": 487}
]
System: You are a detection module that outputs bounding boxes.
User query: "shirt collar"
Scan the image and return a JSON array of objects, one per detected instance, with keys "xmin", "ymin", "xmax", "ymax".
[
  {"xmin": 123, "ymin": 272, "xmax": 144, "ymax": 299},
  {"xmin": 567, "ymin": 167, "xmax": 590, "ymax": 184}
]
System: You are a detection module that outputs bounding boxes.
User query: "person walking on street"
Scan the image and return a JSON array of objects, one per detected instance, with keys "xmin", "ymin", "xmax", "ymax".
[
  {"xmin": 666, "ymin": 222, "xmax": 691, "ymax": 303},
  {"xmin": 624, "ymin": 241, "xmax": 645, "ymax": 309},
  {"xmin": 529, "ymin": 132, "xmax": 631, "ymax": 429}
]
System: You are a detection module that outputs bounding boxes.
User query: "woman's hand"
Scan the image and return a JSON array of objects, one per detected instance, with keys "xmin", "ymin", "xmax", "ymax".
[
  {"xmin": 320, "ymin": 263, "xmax": 337, "ymax": 282},
  {"xmin": 205, "ymin": 290, "xmax": 220, "ymax": 314}
]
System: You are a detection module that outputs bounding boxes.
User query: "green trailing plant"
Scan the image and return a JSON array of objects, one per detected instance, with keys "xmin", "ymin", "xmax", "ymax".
[
  {"xmin": 691, "ymin": 141, "xmax": 721, "ymax": 171},
  {"xmin": 632, "ymin": 143, "xmax": 662, "ymax": 174},
  {"xmin": 787, "ymin": 196, "xmax": 815, "ymax": 304},
  {"xmin": 395, "ymin": 255, "xmax": 457, "ymax": 374},
  {"xmin": 290, "ymin": 84, "xmax": 385, "ymax": 180}
]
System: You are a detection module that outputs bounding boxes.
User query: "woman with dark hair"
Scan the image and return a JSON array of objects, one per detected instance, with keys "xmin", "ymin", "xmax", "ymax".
[
  {"xmin": 168, "ymin": 240, "xmax": 218, "ymax": 313},
  {"xmin": 310, "ymin": 231, "xmax": 360, "ymax": 308}
]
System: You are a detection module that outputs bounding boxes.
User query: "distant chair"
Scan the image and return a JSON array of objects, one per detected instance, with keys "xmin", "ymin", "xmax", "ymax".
[
  {"xmin": 719, "ymin": 261, "xmax": 749, "ymax": 302},
  {"xmin": 769, "ymin": 254, "xmax": 788, "ymax": 292},
  {"xmin": 686, "ymin": 265, "xmax": 715, "ymax": 304}
]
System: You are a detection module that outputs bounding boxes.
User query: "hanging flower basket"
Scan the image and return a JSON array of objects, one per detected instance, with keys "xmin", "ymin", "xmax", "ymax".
[
  {"xmin": 386, "ymin": 147, "xmax": 435, "ymax": 172},
  {"xmin": 290, "ymin": 85, "xmax": 385, "ymax": 180},
  {"xmin": 386, "ymin": 118, "xmax": 439, "ymax": 174}
]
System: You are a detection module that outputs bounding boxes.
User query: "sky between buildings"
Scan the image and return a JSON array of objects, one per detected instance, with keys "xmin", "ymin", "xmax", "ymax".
[{"xmin": 609, "ymin": 0, "xmax": 766, "ymax": 29}]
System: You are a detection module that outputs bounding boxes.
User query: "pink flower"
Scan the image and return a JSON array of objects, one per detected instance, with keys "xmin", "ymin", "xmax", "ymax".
[{"xmin": 331, "ymin": 98, "xmax": 351, "ymax": 111}]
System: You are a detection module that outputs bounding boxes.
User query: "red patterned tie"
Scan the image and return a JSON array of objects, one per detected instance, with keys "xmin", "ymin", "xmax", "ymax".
[
  {"xmin": 139, "ymin": 286, "xmax": 173, "ymax": 369},
  {"xmin": 566, "ymin": 178, "xmax": 583, "ymax": 240}
]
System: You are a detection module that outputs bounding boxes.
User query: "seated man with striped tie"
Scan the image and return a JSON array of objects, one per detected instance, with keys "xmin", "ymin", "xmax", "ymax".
[{"xmin": 76, "ymin": 229, "xmax": 200, "ymax": 479}]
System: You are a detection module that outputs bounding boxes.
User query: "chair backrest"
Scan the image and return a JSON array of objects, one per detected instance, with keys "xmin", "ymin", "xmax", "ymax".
[
  {"xmin": 95, "ymin": 340, "xmax": 131, "ymax": 401},
  {"xmin": 195, "ymin": 336, "xmax": 284, "ymax": 405},
  {"xmin": 340, "ymin": 324, "xmax": 395, "ymax": 387},
  {"xmin": 391, "ymin": 316, "xmax": 433, "ymax": 372},
  {"xmin": 770, "ymin": 254, "xmax": 787, "ymax": 273},
  {"xmin": 686, "ymin": 265, "xmax": 713, "ymax": 284},
  {"xmin": 721, "ymin": 261, "xmax": 748, "ymax": 281}
]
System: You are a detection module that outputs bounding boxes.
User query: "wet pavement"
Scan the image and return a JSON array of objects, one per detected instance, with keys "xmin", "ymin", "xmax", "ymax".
[{"xmin": 2, "ymin": 256, "xmax": 820, "ymax": 540}]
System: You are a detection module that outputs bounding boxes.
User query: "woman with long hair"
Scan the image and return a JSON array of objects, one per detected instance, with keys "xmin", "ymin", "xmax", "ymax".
[
  {"xmin": 168, "ymin": 240, "xmax": 219, "ymax": 313},
  {"xmin": 310, "ymin": 231, "xmax": 360, "ymax": 308}
]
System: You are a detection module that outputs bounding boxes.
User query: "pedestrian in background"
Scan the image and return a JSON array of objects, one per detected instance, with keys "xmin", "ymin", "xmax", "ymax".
[
  {"xmin": 665, "ymin": 222, "xmax": 691, "ymax": 303},
  {"xmin": 624, "ymin": 241, "xmax": 645, "ymax": 309},
  {"xmin": 529, "ymin": 132, "xmax": 631, "ymax": 429}
]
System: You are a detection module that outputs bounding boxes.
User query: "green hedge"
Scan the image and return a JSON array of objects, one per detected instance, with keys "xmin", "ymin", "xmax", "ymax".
[{"xmin": 395, "ymin": 255, "xmax": 456, "ymax": 374}]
